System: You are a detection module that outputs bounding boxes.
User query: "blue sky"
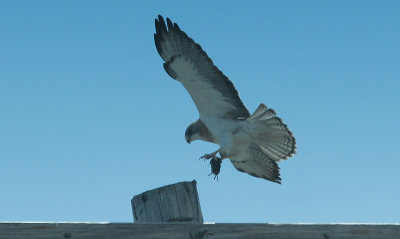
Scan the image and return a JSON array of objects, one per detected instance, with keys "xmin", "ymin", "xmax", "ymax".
[{"xmin": 1, "ymin": 1, "xmax": 399, "ymax": 223}]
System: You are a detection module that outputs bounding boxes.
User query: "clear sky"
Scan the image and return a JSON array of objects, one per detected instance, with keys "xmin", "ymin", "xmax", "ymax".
[{"xmin": 1, "ymin": 1, "xmax": 399, "ymax": 223}]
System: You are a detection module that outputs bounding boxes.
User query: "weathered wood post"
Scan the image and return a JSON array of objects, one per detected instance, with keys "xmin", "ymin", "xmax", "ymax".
[{"xmin": 131, "ymin": 180, "xmax": 203, "ymax": 223}]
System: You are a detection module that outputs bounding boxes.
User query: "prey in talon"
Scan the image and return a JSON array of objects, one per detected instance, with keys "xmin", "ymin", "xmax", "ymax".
[
  {"xmin": 200, "ymin": 150, "xmax": 222, "ymax": 180},
  {"xmin": 209, "ymin": 157, "xmax": 222, "ymax": 180}
]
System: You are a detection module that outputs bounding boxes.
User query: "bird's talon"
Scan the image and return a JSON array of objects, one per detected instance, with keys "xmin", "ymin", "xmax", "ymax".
[{"xmin": 200, "ymin": 153, "xmax": 213, "ymax": 161}]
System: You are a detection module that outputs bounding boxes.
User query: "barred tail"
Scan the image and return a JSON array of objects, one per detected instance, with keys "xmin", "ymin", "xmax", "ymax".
[{"xmin": 248, "ymin": 104, "xmax": 296, "ymax": 161}]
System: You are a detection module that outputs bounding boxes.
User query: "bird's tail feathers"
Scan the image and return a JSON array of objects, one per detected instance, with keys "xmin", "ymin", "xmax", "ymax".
[{"xmin": 248, "ymin": 104, "xmax": 296, "ymax": 161}]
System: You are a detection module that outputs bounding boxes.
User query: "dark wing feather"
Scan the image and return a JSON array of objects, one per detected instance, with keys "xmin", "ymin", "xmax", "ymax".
[
  {"xmin": 231, "ymin": 143, "xmax": 282, "ymax": 184},
  {"xmin": 154, "ymin": 15, "xmax": 249, "ymax": 119}
]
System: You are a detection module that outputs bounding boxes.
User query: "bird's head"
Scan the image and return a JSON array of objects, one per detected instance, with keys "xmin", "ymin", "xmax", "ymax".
[{"xmin": 185, "ymin": 122, "xmax": 200, "ymax": 144}]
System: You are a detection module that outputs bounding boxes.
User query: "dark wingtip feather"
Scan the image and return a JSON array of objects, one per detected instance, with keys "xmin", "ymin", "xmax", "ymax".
[
  {"xmin": 166, "ymin": 18, "xmax": 173, "ymax": 31},
  {"xmin": 174, "ymin": 23, "xmax": 181, "ymax": 31},
  {"xmin": 265, "ymin": 174, "xmax": 282, "ymax": 184},
  {"xmin": 155, "ymin": 15, "xmax": 167, "ymax": 35},
  {"xmin": 249, "ymin": 171, "xmax": 282, "ymax": 184},
  {"xmin": 154, "ymin": 33, "xmax": 163, "ymax": 56},
  {"xmin": 154, "ymin": 19, "xmax": 160, "ymax": 37}
]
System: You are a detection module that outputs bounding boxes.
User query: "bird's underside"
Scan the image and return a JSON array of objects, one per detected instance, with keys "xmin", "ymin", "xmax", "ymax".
[{"xmin": 154, "ymin": 15, "xmax": 296, "ymax": 183}]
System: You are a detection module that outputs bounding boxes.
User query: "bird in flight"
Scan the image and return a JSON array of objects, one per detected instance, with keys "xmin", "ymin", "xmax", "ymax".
[{"xmin": 154, "ymin": 15, "xmax": 296, "ymax": 183}]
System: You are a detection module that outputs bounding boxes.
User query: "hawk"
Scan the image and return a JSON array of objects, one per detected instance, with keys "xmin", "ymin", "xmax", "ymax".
[{"xmin": 154, "ymin": 15, "xmax": 296, "ymax": 183}]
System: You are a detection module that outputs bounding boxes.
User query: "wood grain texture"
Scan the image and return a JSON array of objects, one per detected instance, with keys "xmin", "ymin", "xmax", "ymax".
[
  {"xmin": 131, "ymin": 180, "xmax": 203, "ymax": 223},
  {"xmin": 0, "ymin": 223, "xmax": 399, "ymax": 239}
]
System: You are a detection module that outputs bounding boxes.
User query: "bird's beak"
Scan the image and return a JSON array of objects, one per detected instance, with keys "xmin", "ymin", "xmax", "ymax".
[{"xmin": 185, "ymin": 136, "xmax": 191, "ymax": 144}]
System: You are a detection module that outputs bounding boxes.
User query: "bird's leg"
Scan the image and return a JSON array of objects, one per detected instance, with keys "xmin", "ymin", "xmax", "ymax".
[{"xmin": 199, "ymin": 149, "xmax": 220, "ymax": 161}]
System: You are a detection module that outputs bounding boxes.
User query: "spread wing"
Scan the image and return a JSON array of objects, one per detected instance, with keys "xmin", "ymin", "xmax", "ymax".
[
  {"xmin": 154, "ymin": 15, "xmax": 249, "ymax": 119},
  {"xmin": 230, "ymin": 143, "xmax": 282, "ymax": 184}
]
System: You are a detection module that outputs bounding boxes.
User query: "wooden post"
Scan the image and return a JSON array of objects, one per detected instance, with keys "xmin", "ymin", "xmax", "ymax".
[{"xmin": 131, "ymin": 180, "xmax": 203, "ymax": 223}]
